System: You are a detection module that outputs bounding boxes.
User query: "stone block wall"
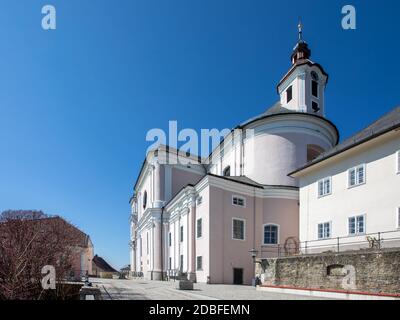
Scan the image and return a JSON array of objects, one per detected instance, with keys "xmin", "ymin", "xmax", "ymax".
[{"xmin": 256, "ymin": 248, "xmax": 400, "ymax": 294}]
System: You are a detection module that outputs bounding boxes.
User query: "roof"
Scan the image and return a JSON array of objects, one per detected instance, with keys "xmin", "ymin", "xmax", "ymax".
[
  {"xmin": 42, "ymin": 216, "xmax": 92, "ymax": 248},
  {"xmin": 290, "ymin": 106, "xmax": 400, "ymax": 176},
  {"xmin": 208, "ymin": 174, "xmax": 264, "ymax": 188},
  {"xmin": 236, "ymin": 102, "xmax": 339, "ymax": 144},
  {"xmin": 239, "ymin": 101, "xmax": 294, "ymax": 126},
  {"xmin": 92, "ymin": 255, "xmax": 118, "ymax": 273},
  {"xmin": 164, "ymin": 174, "xmax": 266, "ymax": 209},
  {"xmin": 131, "ymin": 144, "xmax": 206, "ymax": 200},
  {"xmin": 0, "ymin": 211, "xmax": 92, "ymax": 248},
  {"xmin": 276, "ymin": 58, "xmax": 329, "ymax": 92}
]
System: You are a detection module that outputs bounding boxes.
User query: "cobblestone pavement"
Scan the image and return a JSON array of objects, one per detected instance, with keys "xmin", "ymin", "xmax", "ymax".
[{"xmin": 92, "ymin": 278, "xmax": 328, "ymax": 300}]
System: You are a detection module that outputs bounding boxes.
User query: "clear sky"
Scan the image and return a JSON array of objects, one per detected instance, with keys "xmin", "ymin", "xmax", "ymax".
[{"xmin": 0, "ymin": 0, "xmax": 399, "ymax": 269}]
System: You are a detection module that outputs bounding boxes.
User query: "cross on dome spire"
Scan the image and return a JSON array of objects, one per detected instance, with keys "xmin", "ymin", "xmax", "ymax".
[
  {"xmin": 291, "ymin": 20, "xmax": 311, "ymax": 64},
  {"xmin": 298, "ymin": 19, "xmax": 304, "ymax": 43}
]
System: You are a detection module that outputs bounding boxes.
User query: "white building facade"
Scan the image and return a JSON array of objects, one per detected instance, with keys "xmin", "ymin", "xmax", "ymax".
[{"xmin": 291, "ymin": 108, "xmax": 400, "ymax": 252}]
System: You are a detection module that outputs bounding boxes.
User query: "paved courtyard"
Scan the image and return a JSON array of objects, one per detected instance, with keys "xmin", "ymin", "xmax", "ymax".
[{"xmin": 92, "ymin": 278, "xmax": 328, "ymax": 300}]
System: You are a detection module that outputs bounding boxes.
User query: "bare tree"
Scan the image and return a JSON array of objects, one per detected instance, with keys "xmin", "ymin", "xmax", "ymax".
[{"xmin": 0, "ymin": 217, "xmax": 83, "ymax": 300}]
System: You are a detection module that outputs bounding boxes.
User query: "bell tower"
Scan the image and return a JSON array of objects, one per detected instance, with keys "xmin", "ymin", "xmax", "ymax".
[{"xmin": 277, "ymin": 22, "xmax": 328, "ymax": 117}]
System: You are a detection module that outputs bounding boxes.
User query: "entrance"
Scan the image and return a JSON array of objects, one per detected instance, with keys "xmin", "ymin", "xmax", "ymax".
[{"xmin": 233, "ymin": 268, "xmax": 243, "ymax": 285}]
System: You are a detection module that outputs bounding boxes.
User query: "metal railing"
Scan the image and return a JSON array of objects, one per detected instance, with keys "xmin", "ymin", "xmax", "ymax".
[{"xmin": 260, "ymin": 229, "xmax": 400, "ymax": 258}]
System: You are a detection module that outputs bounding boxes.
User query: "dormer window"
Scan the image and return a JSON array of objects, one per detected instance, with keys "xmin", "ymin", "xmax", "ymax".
[{"xmin": 286, "ymin": 86, "xmax": 293, "ymax": 103}]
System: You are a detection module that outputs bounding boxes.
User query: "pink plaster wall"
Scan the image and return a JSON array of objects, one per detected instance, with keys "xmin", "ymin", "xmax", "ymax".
[{"xmin": 207, "ymin": 185, "xmax": 299, "ymax": 285}]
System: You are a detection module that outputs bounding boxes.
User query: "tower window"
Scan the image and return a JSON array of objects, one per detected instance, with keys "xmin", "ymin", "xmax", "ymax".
[
  {"xmin": 286, "ymin": 86, "xmax": 293, "ymax": 103},
  {"xmin": 223, "ymin": 166, "xmax": 231, "ymax": 177},
  {"xmin": 312, "ymin": 101, "xmax": 320, "ymax": 113},
  {"xmin": 312, "ymin": 80, "xmax": 318, "ymax": 98}
]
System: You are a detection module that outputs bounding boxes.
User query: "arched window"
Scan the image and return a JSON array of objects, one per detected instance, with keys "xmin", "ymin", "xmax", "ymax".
[
  {"xmin": 263, "ymin": 224, "xmax": 279, "ymax": 245},
  {"xmin": 223, "ymin": 166, "xmax": 231, "ymax": 177},
  {"xmin": 143, "ymin": 191, "xmax": 147, "ymax": 209},
  {"xmin": 307, "ymin": 144, "xmax": 325, "ymax": 162}
]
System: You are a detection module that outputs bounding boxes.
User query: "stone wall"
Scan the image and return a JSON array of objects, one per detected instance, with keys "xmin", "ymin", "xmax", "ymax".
[{"xmin": 256, "ymin": 248, "xmax": 400, "ymax": 294}]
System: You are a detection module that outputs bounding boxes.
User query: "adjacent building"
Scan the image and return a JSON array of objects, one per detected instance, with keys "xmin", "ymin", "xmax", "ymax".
[
  {"xmin": 0, "ymin": 210, "xmax": 94, "ymax": 280},
  {"xmin": 92, "ymin": 254, "xmax": 118, "ymax": 278},
  {"xmin": 290, "ymin": 107, "xmax": 400, "ymax": 252}
]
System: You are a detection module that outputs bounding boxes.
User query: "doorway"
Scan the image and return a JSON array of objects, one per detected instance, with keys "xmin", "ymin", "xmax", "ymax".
[{"xmin": 233, "ymin": 268, "xmax": 243, "ymax": 285}]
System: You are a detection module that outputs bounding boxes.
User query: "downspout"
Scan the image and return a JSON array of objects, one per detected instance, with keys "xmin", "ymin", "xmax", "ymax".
[
  {"xmin": 253, "ymin": 186, "xmax": 256, "ymax": 250},
  {"xmin": 161, "ymin": 207, "xmax": 164, "ymax": 281}
]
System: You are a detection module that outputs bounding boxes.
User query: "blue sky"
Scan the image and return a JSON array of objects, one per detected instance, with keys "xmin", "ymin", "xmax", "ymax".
[{"xmin": 0, "ymin": 0, "xmax": 399, "ymax": 268}]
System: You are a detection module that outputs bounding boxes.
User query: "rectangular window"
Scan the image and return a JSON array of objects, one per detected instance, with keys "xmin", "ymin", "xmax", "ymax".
[
  {"xmin": 232, "ymin": 218, "xmax": 245, "ymax": 240},
  {"xmin": 197, "ymin": 218, "xmax": 202, "ymax": 238},
  {"xmin": 168, "ymin": 232, "xmax": 172, "ymax": 247},
  {"xmin": 180, "ymin": 255, "xmax": 184, "ymax": 272},
  {"xmin": 317, "ymin": 222, "xmax": 331, "ymax": 239},
  {"xmin": 180, "ymin": 226, "xmax": 184, "ymax": 242},
  {"xmin": 232, "ymin": 196, "xmax": 246, "ymax": 207},
  {"xmin": 263, "ymin": 224, "xmax": 279, "ymax": 245},
  {"xmin": 318, "ymin": 177, "xmax": 332, "ymax": 197},
  {"xmin": 196, "ymin": 256, "xmax": 203, "ymax": 271},
  {"xmin": 169, "ymin": 257, "xmax": 172, "ymax": 269},
  {"xmin": 397, "ymin": 151, "xmax": 400, "ymax": 173},
  {"xmin": 312, "ymin": 80, "xmax": 318, "ymax": 97},
  {"xmin": 348, "ymin": 164, "xmax": 366, "ymax": 187},
  {"xmin": 348, "ymin": 215, "xmax": 365, "ymax": 235},
  {"xmin": 196, "ymin": 196, "xmax": 203, "ymax": 206},
  {"xmin": 287, "ymin": 85, "xmax": 293, "ymax": 103}
]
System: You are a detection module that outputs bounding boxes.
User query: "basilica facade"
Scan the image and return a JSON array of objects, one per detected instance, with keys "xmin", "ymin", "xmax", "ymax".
[{"xmin": 128, "ymin": 28, "xmax": 347, "ymax": 285}]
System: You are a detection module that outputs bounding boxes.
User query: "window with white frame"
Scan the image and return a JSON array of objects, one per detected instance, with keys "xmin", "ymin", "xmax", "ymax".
[
  {"xmin": 348, "ymin": 215, "xmax": 365, "ymax": 235},
  {"xmin": 396, "ymin": 151, "xmax": 400, "ymax": 173},
  {"xmin": 348, "ymin": 164, "xmax": 365, "ymax": 187},
  {"xmin": 318, "ymin": 177, "xmax": 332, "ymax": 197},
  {"xmin": 232, "ymin": 218, "xmax": 245, "ymax": 240},
  {"xmin": 169, "ymin": 257, "xmax": 172, "ymax": 269},
  {"xmin": 263, "ymin": 224, "xmax": 279, "ymax": 245},
  {"xmin": 317, "ymin": 222, "xmax": 331, "ymax": 239},
  {"xmin": 197, "ymin": 218, "xmax": 202, "ymax": 238},
  {"xmin": 232, "ymin": 196, "xmax": 246, "ymax": 207},
  {"xmin": 397, "ymin": 207, "xmax": 400, "ymax": 228},
  {"xmin": 168, "ymin": 232, "xmax": 172, "ymax": 247},
  {"xmin": 196, "ymin": 256, "xmax": 203, "ymax": 271},
  {"xmin": 180, "ymin": 226, "xmax": 184, "ymax": 242}
]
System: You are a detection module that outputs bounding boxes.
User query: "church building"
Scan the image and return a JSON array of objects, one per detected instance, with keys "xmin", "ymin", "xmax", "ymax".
[{"xmin": 129, "ymin": 25, "xmax": 399, "ymax": 285}]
